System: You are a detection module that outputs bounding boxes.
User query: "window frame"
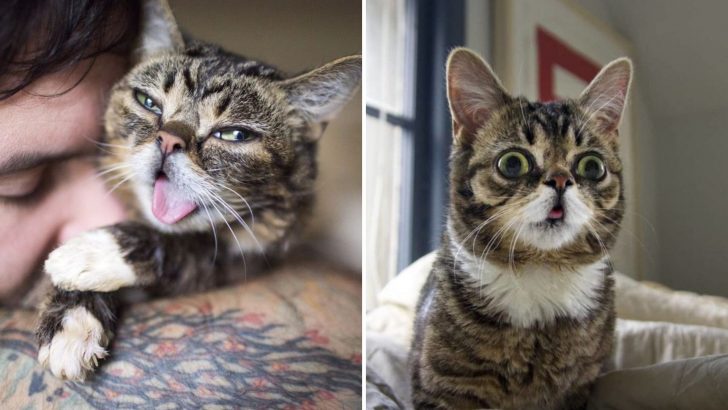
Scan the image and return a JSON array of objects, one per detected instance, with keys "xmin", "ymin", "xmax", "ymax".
[{"xmin": 365, "ymin": 0, "xmax": 466, "ymax": 273}]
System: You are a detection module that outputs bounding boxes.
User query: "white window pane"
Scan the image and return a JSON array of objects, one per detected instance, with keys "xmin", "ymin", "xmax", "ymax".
[
  {"xmin": 366, "ymin": 0, "xmax": 407, "ymax": 114},
  {"xmin": 365, "ymin": 116, "xmax": 403, "ymax": 309}
]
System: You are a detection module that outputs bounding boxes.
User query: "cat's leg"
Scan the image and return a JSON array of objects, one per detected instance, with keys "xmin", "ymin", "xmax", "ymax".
[
  {"xmin": 44, "ymin": 222, "xmax": 166, "ymax": 293},
  {"xmin": 36, "ymin": 288, "xmax": 117, "ymax": 381},
  {"xmin": 37, "ymin": 221, "xmax": 196, "ymax": 380}
]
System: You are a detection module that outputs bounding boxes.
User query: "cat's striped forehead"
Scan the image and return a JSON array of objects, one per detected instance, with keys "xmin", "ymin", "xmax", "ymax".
[
  {"xmin": 125, "ymin": 52, "xmax": 290, "ymax": 138},
  {"xmin": 471, "ymin": 97, "xmax": 619, "ymax": 166},
  {"xmin": 500, "ymin": 99, "xmax": 591, "ymax": 147}
]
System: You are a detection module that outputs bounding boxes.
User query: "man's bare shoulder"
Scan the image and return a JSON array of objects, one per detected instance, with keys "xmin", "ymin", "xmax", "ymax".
[{"xmin": 0, "ymin": 256, "xmax": 362, "ymax": 408}]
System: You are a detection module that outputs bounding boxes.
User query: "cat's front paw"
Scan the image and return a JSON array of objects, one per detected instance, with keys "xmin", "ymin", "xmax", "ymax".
[
  {"xmin": 45, "ymin": 229, "xmax": 137, "ymax": 292},
  {"xmin": 37, "ymin": 306, "xmax": 109, "ymax": 381}
]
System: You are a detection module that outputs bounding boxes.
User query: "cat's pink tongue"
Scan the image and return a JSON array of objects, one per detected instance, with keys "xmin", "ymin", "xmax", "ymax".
[
  {"xmin": 152, "ymin": 175, "xmax": 197, "ymax": 224},
  {"xmin": 548, "ymin": 206, "xmax": 564, "ymax": 220}
]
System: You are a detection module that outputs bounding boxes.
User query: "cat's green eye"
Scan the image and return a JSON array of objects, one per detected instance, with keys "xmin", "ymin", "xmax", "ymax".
[
  {"xmin": 211, "ymin": 129, "xmax": 257, "ymax": 142},
  {"xmin": 576, "ymin": 155, "xmax": 606, "ymax": 180},
  {"xmin": 497, "ymin": 150, "xmax": 531, "ymax": 179},
  {"xmin": 134, "ymin": 90, "xmax": 162, "ymax": 115}
]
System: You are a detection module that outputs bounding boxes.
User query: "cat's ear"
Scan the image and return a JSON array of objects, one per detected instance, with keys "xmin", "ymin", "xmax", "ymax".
[
  {"xmin": 134, "ymin": 0, "xmax": 185, "ymax": 62},
  {"xmin": 446, "ymin": 48, "xmax": 511, "ymax": 143},
  {"xmin": 281, "ymin": 55, "xmax": 362, "ymax": 141},
  {"xmin": 578, "ymin": 57, "xmax": 632, "ymax": 135}
]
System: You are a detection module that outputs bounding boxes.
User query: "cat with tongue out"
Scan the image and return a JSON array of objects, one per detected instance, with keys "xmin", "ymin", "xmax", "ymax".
[
  {"xmin": 410, "ymin": 48, "xmax": 630, "ymax": 410},
  {"xmin": 151, "ymin": 130, "xmax": 199, "ymax": 225},
  {"xmin": 35, "ymin": 0, "xmax": 361, "ymax": 382},
  {"xmin": 152, "ymin": 173, "xmax": 198, "ymax": 225}
]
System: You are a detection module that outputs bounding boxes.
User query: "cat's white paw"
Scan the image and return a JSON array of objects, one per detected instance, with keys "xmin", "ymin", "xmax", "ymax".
[
  {"xmin": 38, "ymin": 307, "xmax": 108, "ymax": 381},
  {"xmin": 45, "ymin": 229, "xmax": 137, "ymax": 292}
]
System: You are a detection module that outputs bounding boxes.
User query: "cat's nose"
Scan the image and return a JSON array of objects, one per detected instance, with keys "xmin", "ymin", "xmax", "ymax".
[
  {"xmin": 157, "ymin": 131, "xmax": 186, "ymax": 154},
  {"xmin": 544, "ymin": 173, "xmax": 574, "ymax": 193}
]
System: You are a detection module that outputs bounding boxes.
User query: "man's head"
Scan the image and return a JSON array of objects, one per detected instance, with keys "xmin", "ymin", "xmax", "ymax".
[{"xmin": 0, "ymin": 0, "xmax": 142, "ymax": 302}]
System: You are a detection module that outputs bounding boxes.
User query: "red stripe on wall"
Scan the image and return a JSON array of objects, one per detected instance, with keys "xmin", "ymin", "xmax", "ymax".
[{"xmin": 536, "ymin": 26, "xmax": 600, "ymax": 102}]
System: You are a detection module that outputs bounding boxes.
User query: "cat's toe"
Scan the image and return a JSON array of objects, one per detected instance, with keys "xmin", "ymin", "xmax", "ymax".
[
  {"xmin": 38, "ymin": 306, "xmax": 109, "ymax": 381},
  {"xmin": 45, "ymin": 229, "xmax": 137, "ymax": 292}
]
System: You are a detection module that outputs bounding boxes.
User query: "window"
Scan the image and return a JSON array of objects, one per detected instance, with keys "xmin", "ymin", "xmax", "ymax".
[
  {"xmin": 366, "ymin": 0, "xmax": 467, "ymax": 308},
  {"xmin": 365, "ymin": 0, "xmax": 413, "ymax": 308}
]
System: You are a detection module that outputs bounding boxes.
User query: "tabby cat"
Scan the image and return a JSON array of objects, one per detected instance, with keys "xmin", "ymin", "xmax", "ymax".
[
  {"xmin": 36, "ymin": 0, "xmax": 361, "ymax": 381},
  {"xmin": 410, "ymin": 48, "xmax": 631, "ymax": 409}
]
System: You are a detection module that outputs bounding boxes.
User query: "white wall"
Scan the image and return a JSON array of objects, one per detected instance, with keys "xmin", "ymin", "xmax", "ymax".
[
  {"xmin": 655, "ymin": 113, "xmax": 728, "ymax": 295},
  {"xmin": 578, "ymin": 0, "xmax": 728, "ymax": 296}
]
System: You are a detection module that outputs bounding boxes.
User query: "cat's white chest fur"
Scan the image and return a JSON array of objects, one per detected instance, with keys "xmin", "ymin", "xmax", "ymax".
[{"xmin": 456, "ymin": 245, "xmax": 607, "ymax": 327}]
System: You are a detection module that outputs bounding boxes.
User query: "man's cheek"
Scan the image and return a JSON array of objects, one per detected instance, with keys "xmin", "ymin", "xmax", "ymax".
[
  {"xmin": 53, "ymin": 160, "xmax": 127, "ymax": 245},
  {"xmin": 0, "ymin": 211, "xmax": 55, "ymax": 300}
]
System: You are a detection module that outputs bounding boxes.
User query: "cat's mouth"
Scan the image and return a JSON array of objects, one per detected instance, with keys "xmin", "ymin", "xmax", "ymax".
[
  {"xmin": 152, "ymin": 172, "xmax": 198, "ymax": 224},
  {"xmin": 547, "ymin": 204, "xmax": 564, "ymax": 221},
  {"xmin": 545, "ymin": 199, "xmax": 565, "ymax": 225}
]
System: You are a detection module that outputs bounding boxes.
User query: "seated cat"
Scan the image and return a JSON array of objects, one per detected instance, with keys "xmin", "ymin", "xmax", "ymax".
[
  {"xmin": 410, "ymin": 48, "xmax": 631, "ymax": 409},
  {"xmin": 36, "ymin": 0, "xmax": 361, "ymax": 381}
]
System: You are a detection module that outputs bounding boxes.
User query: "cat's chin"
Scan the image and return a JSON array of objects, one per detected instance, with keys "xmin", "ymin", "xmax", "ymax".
[{"xmin": 518, "ymin": 220, "xmax": 584, "ymax": 251}]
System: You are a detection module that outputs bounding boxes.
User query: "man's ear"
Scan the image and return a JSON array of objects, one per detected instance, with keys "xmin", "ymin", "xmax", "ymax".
[
  {"xmin": 133, "ymin": 0, "xmax": 184, "ymax": 62},
  {"xmin": 446, "ymin": 47, "xmax": 511, "ymax": 143},
  {"xmin": 280, "ymin": 55, "xmax": 362, "ymax": 141},
  {"xmin": 578, "ymin": 57, "xmax": 633, "ymax": 135}
]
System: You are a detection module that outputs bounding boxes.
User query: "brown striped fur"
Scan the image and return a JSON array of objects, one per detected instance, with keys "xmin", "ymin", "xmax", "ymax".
[{"xmin": 410, "ymin": 48, "xmax": 632, "ymax": 409}]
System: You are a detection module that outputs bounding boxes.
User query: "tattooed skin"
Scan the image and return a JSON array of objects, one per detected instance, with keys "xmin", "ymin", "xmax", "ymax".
[
  {"xmin": 410, "ymin": 48, "xmax": 632, "ymax": 409},
  {"xmin": 34, "ymin": 0, "xmax": 360, "ymax": 382},
  {"xmin": 4, "ymin": 259, "xmax": 362, "ymax": 408}
]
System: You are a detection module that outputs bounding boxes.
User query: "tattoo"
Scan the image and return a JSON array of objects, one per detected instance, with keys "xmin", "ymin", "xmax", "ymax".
[{"xmin": 1, "ymin": 305, "xmax": 361, "ymax": 408}]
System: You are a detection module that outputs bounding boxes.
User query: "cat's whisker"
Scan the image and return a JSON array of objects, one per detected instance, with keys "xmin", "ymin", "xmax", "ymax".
[
  {"xmin": 196, "ymin": 193, "xmax": 219, "ymax": 265},
  {"xmin": 82, "ymin": 134, "xmax": 130, "ymax": 150},
  {"xmin": 83, "ymin": 135, "xmax": 131, "ymax": 155},
  {"xmin": 475, "ymin": 217, "xmax": 520, "ymax": 294},
  {"xmin": 589, "ymin": 216, "xmax": 656, "ymax": 267},
  {"xmin": 451, "ymin": 197, "xmax": 531, "ymax": 269},
  {"xmin": 99, "ymin": 168, "xmax": 134, "ymax": 186},
  {"xmin": 95, "ymin": 141, "xmax": 131, "ymax": 150},
  {"xmin": 201, "ymin": 190, "xmax": 248, "ymax": 278},
  {"xmin": 96, "ymin": 163, "xmax": 134, "ymax": 178},
  {"xmin": 568, "ymin": 206, "xmax": 611, "ymax": 260},
  {"xmin": 209, "ymin": 180, "xmax": 256, "ymax": 226},
  {"xmin": 206, "ymin": 190, "xmax": 265, "ymax": 256},
  {"xmin": 106, "ymin": 173, "xmax": 134, "ymax": 196},
  {"xmin": 94, "ymin": 146, "xmax": 116, "ymax": 155},
  {"xmin": 508, "ymin": 219, "xmax": 527, "ymax": 273},
  {"xmin": 470, "ymin": 202, "xmax": 527, "ymax": 257},
  {"xmin": 591, "ymin": 207, "xmax": 658, "ymax": 236},
  {"xmin": 453, "ymin": 206, "xmax": 510, "ymax": 264},
  {"xmin": 588, "ymin": 218, "xmax": 620, "ymax": 244},
  {"xmin": 480, "ymin": 211, "xmax": 518, "ymax": 259},
  {"xmin": 479, "ymin": 215, "xmax": 520, "ymax": 274},
  {"xmin": 487, "ymin": 215, "xmax": 519, "ymax": 259},
  {"xmin": 591, "ymin": 212, "xmax": 653, "ymax": 258},
  {"xmin": 101, "ymin": 170, "xmax": 133, "ymax": 185},
  {"xmin": 585, "ymin": 221, "xmax": 610, "ymax": 260}
]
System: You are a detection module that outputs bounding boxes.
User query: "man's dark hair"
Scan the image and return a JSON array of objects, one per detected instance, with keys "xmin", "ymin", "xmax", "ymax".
[{"xmin": 0, "ymin": 0, "xmax": 142, "ymax": 100}]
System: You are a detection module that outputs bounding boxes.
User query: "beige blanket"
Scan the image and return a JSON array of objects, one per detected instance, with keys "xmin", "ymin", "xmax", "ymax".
[
  {"xmin": 366, "ymin": 252, "xmax": 728, "ymax": 408},
  {"xmin": 368, "ymin": 252, "xmax": 728, "ymax": 369}
]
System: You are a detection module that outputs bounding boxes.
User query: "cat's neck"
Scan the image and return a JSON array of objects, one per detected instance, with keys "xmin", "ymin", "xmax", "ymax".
[{"xmin": 446, "ymin": 227, "xmax": 610, "ymax": 328}]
